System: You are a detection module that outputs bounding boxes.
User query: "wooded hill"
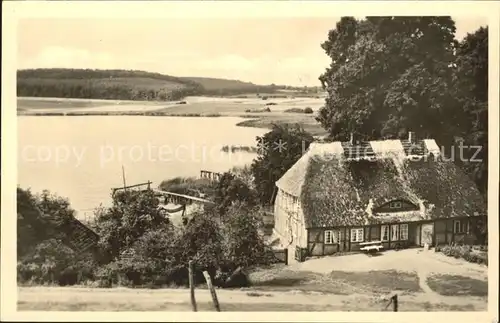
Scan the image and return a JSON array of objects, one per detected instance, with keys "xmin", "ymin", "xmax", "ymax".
[{"xmin": 16, "ymin": 68, "xmax": 287, "ymax": 100}]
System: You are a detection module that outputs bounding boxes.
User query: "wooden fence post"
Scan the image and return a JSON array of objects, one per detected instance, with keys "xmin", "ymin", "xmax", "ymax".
[
  {"xmin": 203, "ymin": 271, "xmax": 221, "ymax": 312},
  {"xmin": 392, "ymin": 294, "xmax": 398, "ymax": 312},
  {"xmin": 188, "ymin": 260, "xmax": 197, "ymax": 312},
  {"xmin": 284, "ymin": 248, "xmax": 288, "ymax": 265}
]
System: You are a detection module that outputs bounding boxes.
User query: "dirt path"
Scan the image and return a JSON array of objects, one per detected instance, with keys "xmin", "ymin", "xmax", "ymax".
[
  {"xmin": 17, "ymin": 286, "xmax": 487, "ymax": 311},
  {"xmin": 298, "ymin": 249, "xmax": 487, "ymax": 279},
  {"xmin": 416, "ymin": 270, "xmax": 443, "ymax": 300},
  {"xmin": 290, "ymin": 249, "xmax": 488, "ymax": 306}
]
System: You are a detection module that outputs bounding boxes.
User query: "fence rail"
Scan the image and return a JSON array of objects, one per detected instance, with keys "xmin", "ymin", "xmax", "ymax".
[{"xmin": 200, "ymin": 170, "xmax": 222, "ymax": 182}]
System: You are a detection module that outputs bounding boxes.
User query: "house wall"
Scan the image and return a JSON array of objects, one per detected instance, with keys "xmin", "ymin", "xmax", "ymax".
[
  {"xmin": 433, "ymin": 216, "xmax": 485, "ymax": 246},
  {"xmin": 307, "ymin": 227, "xmax": 352, "ymax": 255},
  {"xmin": 304, "ymin": 216, "xmax": 485, "ymax": 258},
  {"xmin": 273, "ymin": 188, "xmax": 308, "ymax": 263}
]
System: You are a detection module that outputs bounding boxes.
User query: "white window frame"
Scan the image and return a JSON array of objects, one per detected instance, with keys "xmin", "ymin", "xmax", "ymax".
[
  {"xmin": 454, "ymin": 220, "xmax": 469, "ymax": 234},
  {"xmin": 390, "ymin": 201, "xmax": 402, "ymax": 209},
  {"xmin": 391, "ymin": 225, "xmax": 400, "ymax": 241},
  {"xmin": 324, "ymin": 230, "xmax": 336, "ymax": 244},
  {"xmin": 350, "ymin": 228, "xmax": 364, "ymax": 243},
  {"xmin": 400, "ymin": 224, "xmax": 409, "ymax": 240},
  {"xmin": 381, "ymin": 225, "xmax": 389, "ymax": 242}
]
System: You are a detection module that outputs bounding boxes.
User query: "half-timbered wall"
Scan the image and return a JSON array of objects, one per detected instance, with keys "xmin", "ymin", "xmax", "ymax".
[{"xmin": 305, "ymin": 216, "xmax": 484, "ymax": 257}]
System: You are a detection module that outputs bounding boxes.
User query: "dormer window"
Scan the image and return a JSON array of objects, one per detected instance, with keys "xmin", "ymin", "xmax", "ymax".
[
  {"xmin": 390, "ymin": 201, "xmax": 402, "ymax": 209},
  {"xmin": 373, "ymin": 199, "xmax": 418, "ymax": 213}
]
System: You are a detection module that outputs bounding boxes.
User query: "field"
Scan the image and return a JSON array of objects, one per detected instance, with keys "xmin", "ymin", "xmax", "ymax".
[
  {"xmin": 17, "ymin": 96, "xmax": 329, "ymax": 136},
  {"xmin": 179, "ymin": 76, "xmax": 260, "ymax": 91},
  {"xmin": 18, "ymin": 249, "xmax": 488, "ymax": 311}
]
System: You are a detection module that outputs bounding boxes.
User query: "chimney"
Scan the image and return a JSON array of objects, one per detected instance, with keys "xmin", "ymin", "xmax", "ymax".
[
  {"xmin": 408, "ymin": 131, "xmax": 416, "ymax": 143},
  {"xmin": 349, "ymin": 132, "xmax": 355, "ymax": 145}
]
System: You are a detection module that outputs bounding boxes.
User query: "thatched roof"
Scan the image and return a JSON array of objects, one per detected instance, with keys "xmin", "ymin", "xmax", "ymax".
[{"xmin": 275, "ymin": 140, "xmax": 486, "ymax": 228}]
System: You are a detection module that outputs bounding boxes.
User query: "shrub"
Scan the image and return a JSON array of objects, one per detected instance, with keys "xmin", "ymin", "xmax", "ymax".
[
  {"xmin": 18, "ymin": 183, "xmax": 275, "ymax": 289},
  {"xmin": 244, "ymin": 107, "xmax": 271, "ymax": 113},
  {"xmin": 437, "ymin": 244, "xmax": 487, "ymax": 266},
  {"xmin": 284, "ymin": 108, "xmax": 305, "ymax": 113},
  {"xmin": 304, "ymin": 107, "xmax": 314, "ymax": 114},
  {"xmin": 95, "ymin": 262, "xmax": 119, "ymax": 287},
  {"xmin": 16, "ymin": 238, "xmax": 96, "ymax": 286}
]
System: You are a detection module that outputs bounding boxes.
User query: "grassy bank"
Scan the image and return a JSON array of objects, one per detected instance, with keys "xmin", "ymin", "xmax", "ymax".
[
  {"xmin": 236, "ymin": 115, "xmax": 328, "ymax": 136},
  {"xmin": 426, "ymin": 274, "xmax": 488, "ymax": 297}
]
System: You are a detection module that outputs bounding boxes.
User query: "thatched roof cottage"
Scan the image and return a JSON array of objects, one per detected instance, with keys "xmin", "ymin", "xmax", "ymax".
[{"xmin": 272, "ymin": 132, "xmax": 486, "ymax": 262}]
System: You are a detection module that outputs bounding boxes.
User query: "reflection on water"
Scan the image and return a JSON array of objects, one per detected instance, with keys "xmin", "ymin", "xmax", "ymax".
[{"xmin": 18, "ymin": 116, "xmax": 265, "ymax": 219}]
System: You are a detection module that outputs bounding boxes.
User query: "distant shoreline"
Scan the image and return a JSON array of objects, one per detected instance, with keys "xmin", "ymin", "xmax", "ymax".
[{"xmin": 17, "ymin": 96, "xmax": 329, "ymax": 136}]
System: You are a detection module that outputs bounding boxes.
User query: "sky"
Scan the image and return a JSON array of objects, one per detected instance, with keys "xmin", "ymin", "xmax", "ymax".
[{"xmin": 17, "ymin": 17, "xmax": 488, "ymax": 86}]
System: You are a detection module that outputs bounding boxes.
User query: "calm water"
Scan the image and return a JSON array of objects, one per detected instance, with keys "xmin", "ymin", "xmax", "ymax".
[{"xmin": 18, "ymin": 116, "xmax": 266, "ymax": 219}]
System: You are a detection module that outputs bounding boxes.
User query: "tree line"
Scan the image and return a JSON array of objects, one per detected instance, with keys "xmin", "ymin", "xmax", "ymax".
[{"xmin": 17, "ymin": 68, "xmax": 287, "ymax": 100}]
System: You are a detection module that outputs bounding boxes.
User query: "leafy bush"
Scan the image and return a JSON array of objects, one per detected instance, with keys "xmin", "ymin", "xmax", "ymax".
[
  {"xmin": 17, "ymin": 239, "xmax": 95, "ymax": 285},
  {"xmin": 18, "ymin": 184, "xmax": 273, "ymax": 289},
  {"xmin": 304, "ymin": 107, "xmax": 314, "ymax": 114},
  {"xmin": 437, "ymin": 244, "xmax": 487, "ymax": 266},
  {"xmin": 92, "ymin": 190, "xmax": 170, "ymax": 262},
  {"xmin": 245, "ymin": 107, "xmax": 271, "ymax": 113}
]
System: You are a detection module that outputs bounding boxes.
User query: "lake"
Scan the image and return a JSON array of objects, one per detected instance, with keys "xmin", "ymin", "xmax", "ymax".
[{"xmin": 18, "ymin": 116, "xmax": 266, "ymax": 220}]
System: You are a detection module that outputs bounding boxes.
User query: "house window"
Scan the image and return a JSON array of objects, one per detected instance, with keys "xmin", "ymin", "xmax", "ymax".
[
  {"xmin": 391, "ymin": 225, "xmax": 399, "ymax": 241},
  {"xmin": 324, "ymin": 230, "xmax": 338, "ymax": 244},
  {"xmin": 381, "ymin": 225, "xmax": 389, "ymax": 241},
  {"xmin": 350, "ymin": 228, "xmax": 364, "ymax": 243},
  {"xmin": 390, "ymin": 201, "xmax": 402, "ymax": 209},
  {"xmin": 454, "ymin": 220, "xmax": 469, "ymax": 234},
  {"xmin": 400, "ymin": 224, "xmax": 409, "ymax": 240}
]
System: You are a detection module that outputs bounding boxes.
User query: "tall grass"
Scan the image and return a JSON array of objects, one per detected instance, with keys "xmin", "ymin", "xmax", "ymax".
[{"xmin": 158, "ymin": 177, "xmax": 216, "ymax": 196}]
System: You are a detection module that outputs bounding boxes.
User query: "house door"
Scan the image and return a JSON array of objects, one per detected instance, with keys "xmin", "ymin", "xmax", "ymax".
[
  {"xmin": 421, "ymin": 223, "xmax": 434, "ymax": 246},
  {"xmin": 415, "ymin": 224, "xmax": 421, "ymax": 246}
]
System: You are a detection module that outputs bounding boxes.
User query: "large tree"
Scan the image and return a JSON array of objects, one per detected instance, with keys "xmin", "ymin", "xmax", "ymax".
[
  {"xmin": 17, "ymin": 188, "xmax": 77, "ymax": 257},
  {"xmin": 451, "ymin": 26, "xmax": 488, "ymax": 196},
  {"xmin": 317, "ymin": 17, "xmax": 488, "ymax": 196},
  {"xmin": 213, "ymin": 171, "xmax": 258, "ymax": 216},
  {"xmin": 91, "ymin": 190, "xmax": 169, "ymax": 263},
  {"xmin": 251, "ymin": 124, "xmax": 314, "ymax": 205},
  {"xmin": 318, "ymin": 17, "xmax": 457, "ymax": 143}
]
